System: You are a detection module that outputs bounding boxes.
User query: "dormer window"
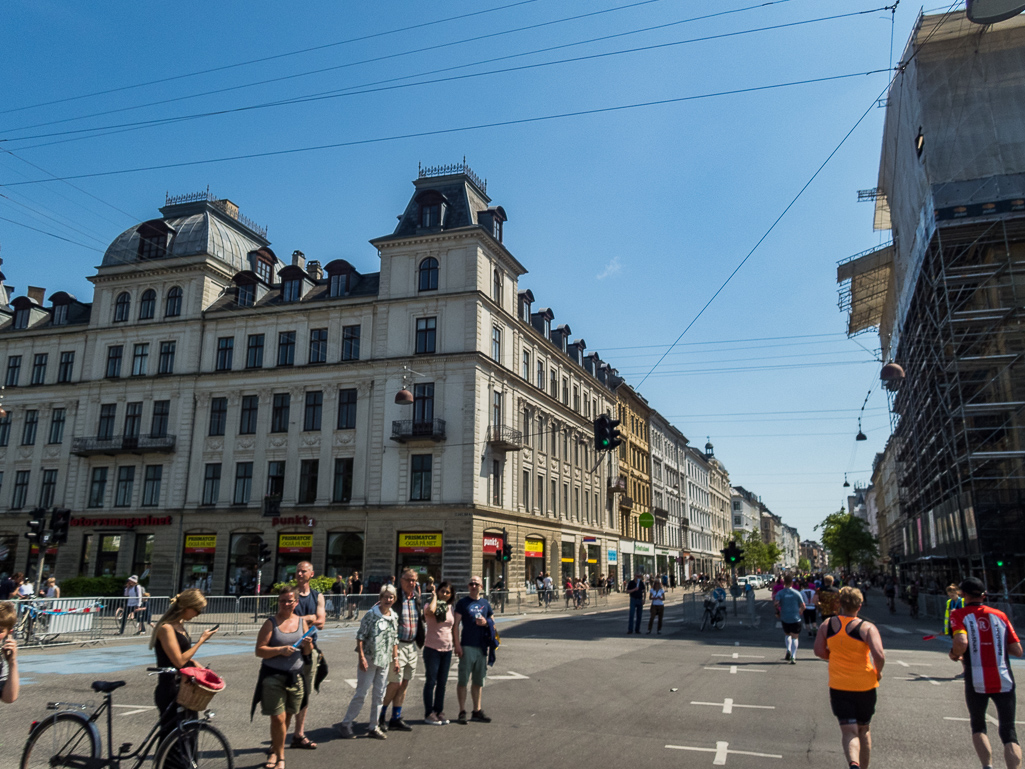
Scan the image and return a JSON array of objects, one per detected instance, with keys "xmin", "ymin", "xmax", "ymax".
[
  {"xmin": 139, "ymin": 289, "xmax": 156, "ymax": 320},
  {"xmin": 282, "ymin": 278, "xmax": 302, "ymax": 302},
  {"xmin": 113, "ymin": 292, "xmax": 131, "ymax": 323},
  {"xmin": 255, "ymin": 258, "xmax": 273, "ymax": 283},
  {"xmin": 136, "ymin": 221, "xmax": 171, "ymax": 260},
  {"xmin": 13, "ymin": 309, "xmax": 29, "ymax": 330},
  {"xmin": 52, "ymin": 303, "xmax": 68, "ymax": 326},
  {"xmin": 419, "ymin": 257, "xmax": 439, "ymax": 292},
  {"xmin": 421, "ymin": 203, "xmax": 441, "ymax": 228},
  {"xmin": 238, "ymin": 283, "xmax": 255, "ymax": 307},
  {"xmin": 415, "ymin": 190, "xmax": 447, "ymax": 231},
  {"xmin": 329, "ymin": 273, "xmax": 346, "ymax": 298},
  {"xmin": 544, "ymin": 318, "xmax": 551, "ymax": 336},
  {"xmin": 325, "ymin": 259, "xmax": 358, "ymax": 298}
]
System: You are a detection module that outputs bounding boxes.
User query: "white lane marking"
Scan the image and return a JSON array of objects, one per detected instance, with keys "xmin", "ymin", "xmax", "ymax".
[
  {"xmin": 345, "ymin": 670, "xmax": 528, "ymax": 689},
  {"xmin": 712, "ymin": 652, "xmax": 764, "ymax": 659},
  {"xmin": 704, "ymin": 666, "xmax": 766, "ymax": 675},
  {"xmin": 691, "ymin": 698, "xmax": 776, "ymax": 714},
  {"xmin": 882, "ymin": 625, "xmax": 911, "ymax": 634},
  {"xmin": 892, "ymin": 673, "xmax": 941, "ymax": 686},
  {"xmin": 917, "ymin": 628, "xmax": 938, "ymax": 635},
  {"xmin": 775, "ymin": 622, "xmax": 782, "ymax": 629},
  {"xmin": 666, "ymin": 741, "xmax": 782, "ymax": 765},
  {"xmin": 895, "ymin": 660, "xmax": 933, "ymax": 667},
  {"xmin": 112, "ymin": 704, "xmax": 157, "ymax": 717}
]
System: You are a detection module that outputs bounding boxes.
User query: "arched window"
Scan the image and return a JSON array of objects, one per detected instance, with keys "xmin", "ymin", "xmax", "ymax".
[
  {"xmin": 139, "ymin": 289, "xmax": 156, "ymax": 320},
  {"xmin": 165, "ymin": 286, "xmax": 183, "ymax": 317},
  {"xmin": 113, "ymin": 292, "xmax": 131, "ymax": 323},
  {"xmin": 418, "ymin": 257, "xmax": 439, "ymax": 292}
]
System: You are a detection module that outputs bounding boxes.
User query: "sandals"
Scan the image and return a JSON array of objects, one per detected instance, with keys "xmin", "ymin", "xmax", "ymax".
[
  {"xmin": 264, "ymin": 754, "xmax": 278, "ymax": 769},
  {"xmin": 290, "ymin": 735, "xmax": 317, "ymax": 750}
]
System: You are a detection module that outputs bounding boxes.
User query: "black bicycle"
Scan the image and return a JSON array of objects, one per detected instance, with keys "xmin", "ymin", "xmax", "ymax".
[
  {"xmin": 700, "ymin": 598, "xmax": 727, "ymax": 631},
  {"xmin": 20, "ymin": 667, "xmax": 233, "ymax": 769}
]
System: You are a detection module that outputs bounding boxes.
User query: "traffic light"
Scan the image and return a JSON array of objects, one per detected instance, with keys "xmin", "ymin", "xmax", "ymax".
[
  {"xmin": 500, "ymin": 531, "xmax": 511, "ymax": 563},
  {"xmin": 50, "ymin": 508, "xmax": 71, "ymax": 544},
  {"xmin": 720, "ymin": 540, "xmax": 744, "ymax": 565},
  {"xmin": 258, "ymin": 540, "xmax": 273, "ymax": 565},
  {"xmin": 996, "ymin": 556, "xmax": 1007, "ymax": 569},
  {"xmin": 593, "ymin": 414, "xmax": 623, "ymax": 452},
  {"xmin": 25, "ymin": 509, "xmax": 46, "ymax": 542}
]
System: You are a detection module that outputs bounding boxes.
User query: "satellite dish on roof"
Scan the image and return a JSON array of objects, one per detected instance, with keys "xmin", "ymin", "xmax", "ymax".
[{"xmin": 966, "ymin": 0, "xmax": 1025, "ymax": 24}]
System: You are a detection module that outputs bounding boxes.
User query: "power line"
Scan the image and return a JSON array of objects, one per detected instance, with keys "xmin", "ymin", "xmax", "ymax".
[
  {"xmin": 0, "ymin": 69, "xmax": 891, "ymax": 188},
  {"xmin": 0, "ymin": 214, "xmax": 104, "ymax": 251},
  {"xmin": 599, "ymin": 332, "xmax": 847, "ymax": 350}
]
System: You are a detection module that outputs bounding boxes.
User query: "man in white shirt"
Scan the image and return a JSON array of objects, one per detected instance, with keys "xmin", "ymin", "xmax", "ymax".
[
  {"xmin": 542, "ymin": 574, "xmax": 554, "ymax": 607},
  {"xmin": 119, "ymin": 575, "xmax": 143, "ymax": 635}
]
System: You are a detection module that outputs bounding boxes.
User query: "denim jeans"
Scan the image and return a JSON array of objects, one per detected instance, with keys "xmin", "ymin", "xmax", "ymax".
[
  {"xmin": 422, "ymin": 645, "xmax": 453, "ymax": 716},
  {"xmin": 628, "ymin": 600, "xmax": 643, "ymax": 632}
]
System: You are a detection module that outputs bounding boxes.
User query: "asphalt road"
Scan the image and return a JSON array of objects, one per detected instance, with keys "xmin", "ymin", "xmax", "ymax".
[{"xmin": 6, "ymin": 592, "xmax": 1023, "ymax": 768}]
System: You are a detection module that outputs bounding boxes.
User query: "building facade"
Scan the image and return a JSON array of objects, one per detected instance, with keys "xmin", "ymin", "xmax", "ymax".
[
  {"xmin": 615, "ymin": 384, "xmax": 653, "ymax": 578},
  {"xmin": 649, "ymin": 411, "xmax": 688, "ymax": 583},
  {"xmin": 684, "ymin": 445, "xmax": 716, "ymax": 577},
  {"xmin": 730, "ymin": 486, "xmax": 761, "ymax": 535},
  {"xmin": 705, "ymin": 441, "xmax": 731, "ymax": 568}
]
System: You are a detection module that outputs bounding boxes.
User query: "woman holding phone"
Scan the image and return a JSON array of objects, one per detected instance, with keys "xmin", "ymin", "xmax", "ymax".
[{"xmin": 255, "ymin": 586, "xmax": 313, "ymax": 769}]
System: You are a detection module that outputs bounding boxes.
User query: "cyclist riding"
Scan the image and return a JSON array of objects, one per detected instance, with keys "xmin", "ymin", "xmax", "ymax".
[{"xmin": 711, "ymin": 580, "xmax": 727, "ymax": 610}]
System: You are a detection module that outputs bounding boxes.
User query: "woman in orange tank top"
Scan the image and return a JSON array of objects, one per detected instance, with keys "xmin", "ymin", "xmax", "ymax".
[{"xmin": 814, "ymin": 587, "xmax": 886, "ymax": 769}]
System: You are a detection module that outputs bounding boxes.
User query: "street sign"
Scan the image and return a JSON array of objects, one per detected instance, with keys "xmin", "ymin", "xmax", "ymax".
[{"xmin": 639, "ymin": 512, "xmax": 655, "ymax": 528}]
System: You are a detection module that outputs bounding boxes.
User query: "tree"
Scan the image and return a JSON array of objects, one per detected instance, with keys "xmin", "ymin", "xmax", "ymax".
[
  {"xmin": 815, "ymin": 507, "xmax": 878, "ymax": 574},
  {"xmin": 797, "ymin": 557, "xmax": 811, "ymax": 573},
  {"xmin": 731, "ymin": 530, "xmax": 783, "ymax": 574}
]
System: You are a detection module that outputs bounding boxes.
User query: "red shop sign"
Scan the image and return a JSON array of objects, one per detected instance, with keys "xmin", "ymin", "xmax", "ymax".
[{"xmin": 483, "ymin": 534, "xmax": 503, "ymax": 555}]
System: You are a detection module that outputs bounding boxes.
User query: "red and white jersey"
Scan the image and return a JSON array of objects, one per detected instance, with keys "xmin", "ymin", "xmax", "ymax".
[{"xmin": 950, "ymin": 604, "xmax": 1020, "ymax": 694}]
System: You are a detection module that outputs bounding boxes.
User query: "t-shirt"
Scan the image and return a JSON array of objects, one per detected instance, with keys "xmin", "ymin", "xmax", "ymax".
[
  {"xmin": 650, "ymin": 586, "xmax": 665, "ymax": 606},
  {"xmin": 777, "ymin": 587, "xmax": 805, "ymax": 624},
  {"xmin": 350, "ymin": 579, "xmax": 362, "ymax": 595},
  {"xmin": 455, "ymin": 596, "xmax": 493, "ymax": 649},
  {"xmin": 627, "ymin": 578, "xmax": 646, "ymax": 602},
  {"xmin": 951, "ymin": 604, "xmax": 1020, "ymax": 694},
  {"xmin": 816, "ymin": 586, "xmax": 840, "ymax": 618},
  {"xmin": 800, "ymin": 588, "xmax": 816, "ymax": 607}
]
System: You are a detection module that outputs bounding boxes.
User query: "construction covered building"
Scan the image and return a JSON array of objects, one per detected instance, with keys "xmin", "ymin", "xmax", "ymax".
[{"xmin": 838, "ymin": 11, "xmax": 1025, "ymax": 593}]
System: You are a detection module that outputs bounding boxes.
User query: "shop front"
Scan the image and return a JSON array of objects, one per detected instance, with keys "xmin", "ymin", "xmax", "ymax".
[
  {"xmin": 524, "ymin": 536, "xmax": 545, "ymax": 585},
  {"xmin": 28, "ymin": 542, "xmax": 58, "ymax": 582},
  {"xmin": 227, "ymin": 533, "xmax": 262, "ymax": 595},
  {"xmin": 396, "ymin": 532, "xmax": 442, "ymax": 584},
  {"xmin": 482, "ymin": 531, "xmax": 504, "ymax": 592},
  {"xmin": 634, "ymin": 541, "xmax": 655, "ymax": 576},
  {"xmin": 619, "ymin": 540, "xmax": 633, "ymax": 582},
  {"xmin": 325, "ymin": 531, "xmax": 364, "ymax": 580},
  {"xmin": 560, "ymin": 540, "xmax": 575, "ymax": 582},
  {"xmin": 607, "ymin": 545, "xmax": 618, "ymax": 588},
  {"xmin": 181, "ymin": 534, "xmax": 217, "ymax": 592},
  {"xmin": 276, "ymin": 532, "xmax": 314, "ymax": 584},
  {"xmin": 583, "ymin": 537, "xmax": 600, "ymax": 582}
]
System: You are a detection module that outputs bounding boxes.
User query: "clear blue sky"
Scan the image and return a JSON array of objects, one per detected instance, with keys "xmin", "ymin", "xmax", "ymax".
[{"xmin": 1, "ymin": 0, "xmax": 952, "ymax": 542}]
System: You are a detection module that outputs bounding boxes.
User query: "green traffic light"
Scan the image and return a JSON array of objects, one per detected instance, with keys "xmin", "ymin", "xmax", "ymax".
[{"xmin": 997, "ymin": 560, "xmax": 1005, "ymax": 568}]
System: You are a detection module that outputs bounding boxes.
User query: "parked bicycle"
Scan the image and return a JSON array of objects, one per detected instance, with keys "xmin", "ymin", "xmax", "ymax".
[
  {"xmin": 700, "ymin": 598, "xmax": 727, "ymax": 631},
  {"xmin": 12, "ymin": 604, "xmax": 55, "ymax": 646},
  {"xmin": 20, "ymin": 667, "xmax": 233, "ymax": 769}
]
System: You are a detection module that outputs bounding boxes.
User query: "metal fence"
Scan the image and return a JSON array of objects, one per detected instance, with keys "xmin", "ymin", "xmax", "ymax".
[{"xmin": 916, "ymin": 591, "xmax": 1025, "ymax": 625}]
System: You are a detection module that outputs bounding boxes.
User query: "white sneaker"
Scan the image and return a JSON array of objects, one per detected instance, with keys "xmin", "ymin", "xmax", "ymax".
[{"xmin": 425, "ymin": 714, "xmax": 443, "ymax": 726}]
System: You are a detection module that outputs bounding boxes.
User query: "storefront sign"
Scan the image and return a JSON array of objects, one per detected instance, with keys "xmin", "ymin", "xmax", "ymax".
[
  {"xmin": 71, "ymin": 515, "xmax": 172, "ymax": 528},
  {"xmin": 587, "ymin": 557, "xmax": 597, "ymax": 564},
  {"xmin": 582, "ymin": 536, "xmax": 597, "ymax": 543},
  {"xmin": 524, "ymin": 538, "xmax": 544, "ymax": 558},
  {"xmin": 184, "ymin": 535, "xmax": 217, "ymax": 554},
  {"xmin": 30, "ymin": 544, "xmax": 59, "ymax": 556},
  {"xmin": 278, "ymin": 534, "xmax": 314, "ymax": 554},
  {"xmin": 634, "ymin": 542, "xmax": 654, "ymax": 555},
  {"xmin": 398, "ymin": 533, "xmax": 442, "ymax": 554},
  {"xmin": 607, "ymin": 549, "xmax": 618, "ymax": 564},
  {"xmin": 271, "ymin": 515, "xmax": 316, "ymax": 528},
  {"xmin": 482, "ymin": 534, "xmax": 503, "ymax": 555},
  {"xmin": 560, "ymin": 557, "xmax": 574, "ymax": 563}
]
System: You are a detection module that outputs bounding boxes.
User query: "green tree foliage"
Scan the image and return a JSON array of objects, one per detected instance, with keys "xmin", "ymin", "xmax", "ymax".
[
  {"xmin": 272, "ymin": 575, "xmax": 335, "ymax": 593},
  {"xmin": 815, "ymin": 508, "xmax": 878, "ymax": 574},
  {"xmin": 730, "ymin": 530, "xmax": 783, "ymax": 574},
  {"xmin": 797, "ymin": 557, "xmax": 811, "ymax": 573}
]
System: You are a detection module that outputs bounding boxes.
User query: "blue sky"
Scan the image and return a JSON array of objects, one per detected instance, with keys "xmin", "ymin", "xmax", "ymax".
[{"xmin": 0, "ymin": 0, "xmax": 952, "ymax": 542}]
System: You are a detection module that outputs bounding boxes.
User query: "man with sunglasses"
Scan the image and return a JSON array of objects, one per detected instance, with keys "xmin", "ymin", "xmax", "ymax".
[{"xmin": 453, "ymin": 576, "xmax": 494, "ymax": 724}]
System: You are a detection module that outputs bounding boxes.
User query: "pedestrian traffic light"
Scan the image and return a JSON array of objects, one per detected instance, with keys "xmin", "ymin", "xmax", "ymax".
[
  {"xmin": 720, "ymin": 540, "xmax": 744, "ymax": 565},
  {"xmin": 593, "ymin": 414, "xmax": 623, "ymax": 452},
  {"xmin": 258, "ymin": 540, "xmax": 272, "ymax": 565},
  {"xmin": 50, "ymin": 508, "xmax": 71, "ymax": 544},
  {"xmin": 500, "ymin": 531, "xmax": 511, "ymax": 562},
  {"xmin": 25, "ymin": 509, "xmax": 46, "ymax": 542},
  {"xmin": 996, "ymin": 556, "xmax": 1007, "ymax": 569}
]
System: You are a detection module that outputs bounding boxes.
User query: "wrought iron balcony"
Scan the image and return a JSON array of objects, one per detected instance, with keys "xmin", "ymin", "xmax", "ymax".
[
  {"xmin": 653, "ymin": 507, "xmax": 669, "ymax": 521},
  {"xmin": 607, "ymin": 475, "xmax": 627, "ymax": 496},
  {"xmin": 391, "ymin": 418, "xmax": 446, "ymax": 443},
  {"xmin": 486, "ymin": 424, "xmax": 524, "ymax": 451},
  {"xmin": 620, "ymin": 496, "xmax": 634, "ymax": 510},
  {"xmin": 72, "ymin": 434, "xmax": 176, "ymax": 456}
]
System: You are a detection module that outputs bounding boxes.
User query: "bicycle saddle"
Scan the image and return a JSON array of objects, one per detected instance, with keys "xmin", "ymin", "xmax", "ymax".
[{"xmin": 91, "ymin": 680, "xmax": 127, "ymax": 693}]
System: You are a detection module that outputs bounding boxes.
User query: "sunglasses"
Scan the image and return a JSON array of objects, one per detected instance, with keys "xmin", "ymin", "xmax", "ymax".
[{"xmin": 469, "ymin": 582, "xmax": 482, "ymax": 587}]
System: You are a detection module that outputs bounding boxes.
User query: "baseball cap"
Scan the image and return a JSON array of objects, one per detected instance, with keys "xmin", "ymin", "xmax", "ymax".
[{"xmin": 959, "ymin": 577, "xmax": 985, "ymax": 597}]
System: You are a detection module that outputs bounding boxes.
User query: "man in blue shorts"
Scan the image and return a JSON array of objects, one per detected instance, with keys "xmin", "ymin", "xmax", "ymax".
[{"xmin": 774, "ymin": 574, "xmax": 806, "ymax": 664}]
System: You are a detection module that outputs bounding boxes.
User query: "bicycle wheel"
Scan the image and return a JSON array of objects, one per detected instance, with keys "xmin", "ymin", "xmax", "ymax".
[
  {"xmin": 21, "ymin": 712, "xmax": 100, "ymax": 769},
  {"xmin": 713, "ymin": 610, "xmax": 727, "ymax": 630},
  {"xmin": 700, "ymin": 610, "xmax": 710, "ymax": 631},
  {"xmin": 154, "ymin": 721, "xmax": 234, "ymax": 769}
]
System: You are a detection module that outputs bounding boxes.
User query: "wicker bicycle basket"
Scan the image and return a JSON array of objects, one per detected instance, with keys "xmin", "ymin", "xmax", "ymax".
[{"xmin": 176, "ymin": 675, "xmax": 220, "ymax": 710}]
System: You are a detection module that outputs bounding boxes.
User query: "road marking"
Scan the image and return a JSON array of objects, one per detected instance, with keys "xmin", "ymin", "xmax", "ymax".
[
  {"xmin": 893, "ymin": 673, "xmax": 941, "ymax": 686},
  {"xmin": 946, "ymin": 716, "xmax": 1025, "ymax": 725},
  {"xmin": 344, "ymin": 670, "xmax": 528, "ymax": 689},
  {"xmin": 666, "ymin": 741, "xmax": 782, "ymax": 765},
  {"xmin": 691, "ymin": 698, "xmax": 776, "ymax": 714},
  {"xmin": 775, "ymin": 622, "xmax": 782, "ymax": 629},
  {"xmin": 882, "ymin": 625, "xmax": 911, "ymax": 634},
  {"xmin": 704, "ymin": 666, "xmax": 766, "ymax": 675},
  {"xmin": 112, "ymin": 704, "xmax": 156, "ymax": 717},
  {"xmin": 712, "ymin": 652, "xmax": 764, "ymax": 659},
  {"xmin": 895, "ymin": 660, "xmax": 932, "ymax": 667}
]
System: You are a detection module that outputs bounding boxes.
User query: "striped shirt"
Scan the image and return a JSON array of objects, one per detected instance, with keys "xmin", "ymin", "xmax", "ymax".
[
  {"xmin": 397, "ymin": 593, "xmax": 418, "ymax": 642},
  {"xmin": 950, "ymin": 604, "xmax": 1019, "ymax": 694}
]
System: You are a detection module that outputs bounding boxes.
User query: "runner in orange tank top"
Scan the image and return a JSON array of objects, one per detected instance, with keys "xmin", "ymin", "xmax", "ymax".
[{"xmin": 814, "ymin": 586, "xmax": 886, "ymax": 769}]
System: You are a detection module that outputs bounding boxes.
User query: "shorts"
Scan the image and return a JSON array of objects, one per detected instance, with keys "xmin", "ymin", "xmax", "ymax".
[
  {"xmin": 261, "ymin": 672, "xmax": 305, "ymax": 716},
  {"xmin": 803, "ymin": 609, "xmax": 817, "ymax": 624},
  {"xmin": 965, "ymin": 686, "xmax": 1019, "ymax": 744},
  {"xmin": 388, "ymin": 641, "xmax": 419, "ymax": 684},
  {"xmin": 457, "ymin": 645, "xmax": 488, "ymax": 688},
  {"xmin": 781, "ymin": 621, "xmax": 802, "ymax": 634},
  {"xmin": 829, "ymin": 688, "xmax": 877, "ymax": 725}
]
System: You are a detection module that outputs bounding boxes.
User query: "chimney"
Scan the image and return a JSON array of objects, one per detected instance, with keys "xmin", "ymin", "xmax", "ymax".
[
  {"xmin": 219, "ymin": 199, "xmax": 240, "ymax": 219},
  {"xmin": 27, "ymin": 286, "xmax": 46, "ymax": 304},
  {"xmin": 307, "ymin": 260, "xmax": 322, "ymax": 280},
  {"xmin": 291, "ymin": 250, "xmax": 305, "ymax": 269}
]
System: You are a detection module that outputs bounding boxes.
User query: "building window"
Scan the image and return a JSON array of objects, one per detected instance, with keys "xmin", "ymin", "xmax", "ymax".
[
  {"xmin": 420, "ymin": 202, "xmax": 441, "ymax": 228},
  {"xmin": 415, "ymin": 317, "xmax": 437, "ymax": 354},
  {"xmin": 491, "ymin": 326, "xmax": 501, "ymax": 363},
  {"xmin": 303, "ymin": 391, "xmax": 323, "ymax": 431},
  {"xmin": 550, "ymin": 371, "xmax": 557, "ymax": 398},
  {"xmin": 113, "ymin": 292, "xmax": 131, "ymax": 323},
  {"xmin": 246, "ymin": 334, "xmax": 265, "ymax": 368},
  {"xmin": 537, "ymin": 474, "xmax": 545, "ymax": 512},
  {"xmin": 12, "ymin": 308, "xmax": 29, "ymax": 329},
  {"xmin": 88, "ymin": 467, "xmax": 108, "ymax": 508},
  {"xmin": 4, "ymin": 356, "xmax": 21, "ymax": 387},
  {"xmin": 157, "ymin": 341, "xmax": 176, "ymax": 374},
  {"xmin": 282, "ymin": 278, "xmax": 302, "ymax": 303},
  {"xmin": 97, "ymin": 404, "xmax": 116, "ymax": 441},
  {"xmin": 573, "ymin": 385, "xmax": 580, "ymax": 412},
  {"xmin": 562, "ymin": 378, "xmax": 569, "ymax": 405},
  {"xmin": 522, "ymin": 351, "xmax": 530, "ymax": 380},
  {"xmin": 139, "ymin": 289, "xmax": 156, "ymax": 319},
  {"xmin": 216, "ymin": 337, "xmax": 234, "ymax": 371},
  {"xmin": 298, "ymin": 459, "xmax": 319, "ymax": 503},
  {"xmin": 329, "ymin": 273, "xmax": 346, "ymax": 298},
  {"xmin": 267, "ymin": 461, "xmax": 286, "ymax": 498},
  {"xmin": 413, "ymin": 383, "xmax": 434, "ymax": 426},
  {"xmin": 165, "ymin": 286, "xmax": 183, "ymax": 317},
  {"xmin": 57, "ymin": 351, "xmax": 74, "ymax": 383},
  {"xmin": 53, "ymin": 303, "xmax": 68, "ymax": 326},
  {"xmin": 124, "ymin": 402, "xmax": 142, "ymax": 439},
  {"xmin": 131, "ymin": 343, "xmax": 149, "ymax": 376},
  {"xmin": 337, "ymin": 388, "xmax": 357, "ymax": 429},
  {"xmin": 115, "ymin": 466, "xmax": 135, "ymax": 507},
  {"xmin": 492, "ymin": 268, "xmax": 502, "ymax": 305},
  {"xmin": 48, "ymin": 408, "xmax": 66, "ymax": 444},
  {"xmin": 492, "ymin": 459, "xmax": 502, "ymax": 505},
  {"xmin": 309, "ymin": 328, "xmax": 328, "ymax": 364},
  {"xmin": 418, "ymin": 257, "xmax": 439, "ymax": 291},
  {"xmin": 40, "ymin": 469, "xmax": 57, "ymax": 509},
  {"xmin": 209, "ymin": 397, "xmax": 227, "ymax": 436},
  {"xmin": 551, "ymin": 479, "xmax": 557, "ymax": 515},
  {"xmin": 410, "ymin": 455, "xmax": 432, "ymax": 501},
  {"xmin": 255, "ymin": 258, "xmax": 273, "ymax": 283},
  {"xmin": 333, "ymin": 458, "xmax": 354, "ymax": 503},
  {"xmin": 271, "ymin": 393, "xmax": 290, "ymax": 432},
  {"xmin": 492, "ymin": 390, "xmax": 502, "ymax": 426},
  {"xmin": 237, "ymin": 283, "xmax": 255, "ymax": 307},
  {"xmin": 202, "ymin": 463, "xmax": 221, "ymax": 505},
  {"xmin": 277, "ymin": 331, "xmax": 296, "ymax": 366},
  {"xmin": 341, "ymin": 325, "xmax": 360, "ymax": 361},
  {"xmin": 536, "ymin": 361, "xmax": 544, "ymax": 390},
  {"xmin": 106, "ymin": 346, "xmax": 123, "ymax": 378},
  {"xmin": 0, "ymin": 414, "xmax": 9, "ymax": 447},
  {"xmin": 522, "ymin": 470, "xmax": 530, "ymax": 511},
  {"xmin": 150, "ymin": 400, "xmax": 170, "ymax": 438},
  {"xmin": 538, "ymin": 416, "xmax": 545, "ymax": 453},
  {"xmin": 31, "ymin": 353, "xmax": 47, "ymax": 385},
  {"xmin": 13, "ymin": 470, "xmax": 30, "ymax": 509},
  {"xmin": 240, "ymin": 395, "xmax": 259, "ymax": 434},
  {"xmin": 132, "ymin": 534, "xmax": 154, "ymax": 582},
  {"xmin": 142, "ymin": 465, "xmax": 162, "ymax": 506},
  {"xmin": 234, "ymin": 462, "xmax": 253, "ymax": 505}
]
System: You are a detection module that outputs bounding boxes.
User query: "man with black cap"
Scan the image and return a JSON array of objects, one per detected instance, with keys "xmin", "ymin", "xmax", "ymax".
[{"xmin": 949, "ymin": 576, "xmax": 1023, "ymax": 769}]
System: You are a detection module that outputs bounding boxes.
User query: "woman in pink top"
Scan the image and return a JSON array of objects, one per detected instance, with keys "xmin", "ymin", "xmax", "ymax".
[{"xmin": 422, "ymin": 581, "xmax": 455, "ymax": 725}]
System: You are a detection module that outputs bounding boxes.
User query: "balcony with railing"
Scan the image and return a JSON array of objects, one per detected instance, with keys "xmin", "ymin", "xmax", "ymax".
[
  {"xmin": 607, "ymin": 475, "xmax": 627, "ymax": 496},
  {"xmin": 72, "ymin": 434, "xmax": 177, "ymax": 456},
  {"xmin": 486, "ymin": 424, "xmax": 524, "ymax": 452},
  {"xmin": 391, "ymin": 418, "xmax": 446, "ymax": 443}
]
